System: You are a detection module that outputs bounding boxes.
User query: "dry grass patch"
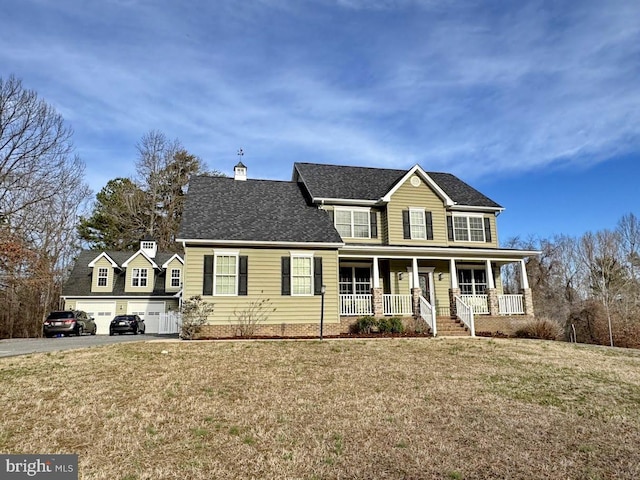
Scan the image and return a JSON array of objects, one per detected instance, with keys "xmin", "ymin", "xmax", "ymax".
[{"xmin": 1, "ymin": 338, "xmax": 640, "ymax": 479}]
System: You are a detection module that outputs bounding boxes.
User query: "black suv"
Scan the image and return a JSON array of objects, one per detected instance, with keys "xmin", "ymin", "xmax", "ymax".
[{"xmin": 43, "ymin": 310, "xmax": 97, "ymax": 337}]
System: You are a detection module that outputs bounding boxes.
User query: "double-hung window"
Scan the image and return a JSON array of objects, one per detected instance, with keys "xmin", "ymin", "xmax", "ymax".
[
  {"xmin": 97, "ymin": 267, "xmax": 108, "ymax": 287},
  {"xmin": 339, "ymin": 266, "xmax": 371, "ymax": 294},
  {"xmin": 215, "ymin": 254, "xmax": 238, "ymax": 295},
  {"xmin": 291, "ymin": 255, "xmax": 313, "ymax": 295},
  {"xmin": 410, "ymin": 208, "xmax": 427, "ymax": 239},
  {"xmin": 132, "ymin": 268, "xmax": 148, "ymax": 287},
  {"xmin": 453, "ymin": 215, "xmax": 485, "ymax": 242},
  {"xmin": 170, "ymin": 268, "xmax": 181, "ymax": 288},
  {"xmin": 334, "ymin": 208, "xmax": 371, "ymax": 239}
]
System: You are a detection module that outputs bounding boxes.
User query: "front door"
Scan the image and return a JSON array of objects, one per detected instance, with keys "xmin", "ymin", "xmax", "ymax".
[{"xmin": 418, "ymin": 273, "xmax": 432, "ymax": 304}]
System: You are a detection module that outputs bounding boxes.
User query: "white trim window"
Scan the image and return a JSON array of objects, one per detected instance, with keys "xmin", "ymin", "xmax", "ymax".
[
  {"xmin": 132, "ymin": 268, "xmax": 148, "ymax": 287},
  {"xmin": 214, "ymin": 254, "xmax": 238, "ymax": 295},
  {"xmin": 334, "ymin": 208, "xmax": 370, "ymax": 239},
  {"xmin": 170, "ymin": 268, "xmax": 181, "ymax": 288},
  {"xmin": 339, "ymin": 266, "xmax": 371, "ymax": 294},
  {"xmin": 410, "ymin": 208, "xmax": 427, "ymax": 240},
  {"xmin": 458, "ymin": 268, "xmax": 487, "ymax": 295},
  {"xmin": 291, "ymin": 254, "xmax": 313, "ymax": 296},
  {"xmin": 97, "ymin": 267, "xmax": 109, "ymax": 287},
  {"xmin": 453, "ymin": 215, "xmax": 485, "ymax": 242}
]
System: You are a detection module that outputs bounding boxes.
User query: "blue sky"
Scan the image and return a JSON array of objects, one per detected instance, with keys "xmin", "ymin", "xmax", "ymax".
[{"xmin": 1, "ymin": 0, "xmax": 639, "ymax": 243}]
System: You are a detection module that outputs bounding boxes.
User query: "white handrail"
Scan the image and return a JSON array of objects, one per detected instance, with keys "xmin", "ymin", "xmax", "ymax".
[
  {"xmin": 419, "ymin": 296, "xmax": 436, "ymax": 337},
  {"xmin": 459, "ymin": 294, "xmax": 489, "ymax": 314},
  {"xmin": 455, "ymin": 296, "xmax": 475, "ymax": 337}
]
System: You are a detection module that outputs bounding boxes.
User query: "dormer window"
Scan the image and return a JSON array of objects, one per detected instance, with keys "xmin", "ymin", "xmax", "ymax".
[
  {"xmin": 132, "ymin": 268, "xmax": 148, "ymax": 287},
  {"xmin": 97, "ymin": 268, "xmax": 109, "ymax": 287},
  {"xmin": 142, "ymin": 241, "xmax": 154, "ymax": 250},
  {"xmin": 171, "ymin": 268, "xmax": 181, "ymax": 288}
]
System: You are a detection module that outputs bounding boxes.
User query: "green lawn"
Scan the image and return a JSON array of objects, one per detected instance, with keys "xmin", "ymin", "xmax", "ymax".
[{"xmin": 1, "ymin": 337, "xmax": 640, "ymax": 479}]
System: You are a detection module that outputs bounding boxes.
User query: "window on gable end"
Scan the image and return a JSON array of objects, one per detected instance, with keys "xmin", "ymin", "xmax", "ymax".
[{"xmin": 409, "ymin": 208, "xmax": 427, "ymax": 240}]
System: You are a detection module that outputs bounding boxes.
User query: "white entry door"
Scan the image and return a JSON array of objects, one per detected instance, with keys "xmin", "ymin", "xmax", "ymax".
[
  {"xmin": 127, "ymin": 301, "xmax": 165, "ymax": 334},
  {"xmin": 76, "ymin": 301, "xmax": 116, "ymax": 334}
]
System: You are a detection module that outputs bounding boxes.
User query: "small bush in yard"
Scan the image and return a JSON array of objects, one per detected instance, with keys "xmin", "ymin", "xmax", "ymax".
[
  {"xmin": 378, "ymin": 316, "xmax": 404, "ymax": 333},
  {"xmin": 180, "ymin": 296, "xmax": 215, "ymax": 340},
  {"xmin": 515, "ymin": 317, "xmax": 563, "ymax": 340},
  {"xmin": 354, "ymin": 316, "xmax": 377, "ymax": 334}
]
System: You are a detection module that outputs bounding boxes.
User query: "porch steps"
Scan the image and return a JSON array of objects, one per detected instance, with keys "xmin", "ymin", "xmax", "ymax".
[{"xmin": 435, "ymin": 316, "xmax": 470, "ymax": 336}]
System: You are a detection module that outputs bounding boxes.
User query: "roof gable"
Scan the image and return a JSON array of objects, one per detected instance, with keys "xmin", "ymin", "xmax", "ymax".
[
  {"xmin": 122, "ymin": 250, "xmax": 159, "ymax": 269},
  {"xmin": 162, "ymin": 254, "xmax": 184, "ymax": 268},
  {"xmin": 87, "ymin": 252, "xmax": 118, "ymax": 268},
  {"xmin": 381, "ymin": 164, "xmax": 454, "ymax": 206}
]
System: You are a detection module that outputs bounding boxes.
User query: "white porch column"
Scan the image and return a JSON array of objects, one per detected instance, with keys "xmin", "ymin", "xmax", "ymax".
[
  {"xmin": 372, "ymin": 256, "xmax": 380, "ymax": 288},
  {"xmin": 520, "ymin": 260, "xmax": 530, "ymax": 289},
  {"xmin": 485, "ymin": 260, "xmax": 495, "ymax": 289},
  {"xmin": 449, "ymin": 259, "xmax": 458, "ymax": 289},
  {"xmin": 412, "ymin": 257, "xmax": 419, "ymax": 288}
]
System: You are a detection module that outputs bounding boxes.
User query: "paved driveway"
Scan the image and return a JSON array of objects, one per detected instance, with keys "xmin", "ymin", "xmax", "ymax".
[{"xmin": 0, "ymin": 334, "xmax": 176, "ymax": 358}]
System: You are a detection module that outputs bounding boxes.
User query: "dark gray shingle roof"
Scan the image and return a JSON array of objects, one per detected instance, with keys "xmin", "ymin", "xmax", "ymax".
[
  {"xmin": 294, "ymin": 162, "xmax": 502, "ymax": 208},
  {"xmin": 62, "ymin": 250, "xmax": 179, "ymax": 297},
  {"xmin": 177, "ymin": 176, "xmax": 343, "ymax": 244}
]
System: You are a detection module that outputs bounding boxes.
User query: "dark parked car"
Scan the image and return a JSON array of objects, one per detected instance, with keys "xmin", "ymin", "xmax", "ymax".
[
  {"xmin": 43, "ymin": 310, "xmax": 97, "ymax": 337},
  {"xmin": 109, "ymin": 315, "xmax": 145, "ymax": 335}
]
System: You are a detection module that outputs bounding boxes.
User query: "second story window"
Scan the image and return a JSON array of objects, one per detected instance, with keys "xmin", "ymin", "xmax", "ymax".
[
  {"xmin": 334, "ymin": 209, "xmax": 371, "ymax": 239},
  {"xmin": 97, "ymin": 268, "xmax": 108, "ymax": 287},
  {"xmin": 132, "ymin": 268, "xmax": 148, "ymax": 287},
  {"xmin": 454, "ymin": 216, "xmax": 485, "ymax": 242},
  {"xmin": 410, "ymin": 208, "xmax": 427, "ymax": 239},
  {"xmin": 170, "ymin": 268, "xmax": 181, "ymax": 287}
]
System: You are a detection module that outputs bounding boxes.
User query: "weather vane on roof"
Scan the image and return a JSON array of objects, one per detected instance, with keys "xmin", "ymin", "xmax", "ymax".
[{"xmin": 237, "ymin": 148, "xmax": 244, "ymax": 158}]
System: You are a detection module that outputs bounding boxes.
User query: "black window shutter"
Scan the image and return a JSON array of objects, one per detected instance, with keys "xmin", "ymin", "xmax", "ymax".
[
  {"xmin": 370, "ymin": 211, "xmax": 378, "ymax": 238},
  {"xmin": 425, "ymin": 211, "xmax": 433, "ymax": 240},
  {"xmin": 447, "ymin": 216, "xmax": 454, "ymax": 241},
  {"xmin": 402, "ymin": 210, "xmax": 410, "ymax": 239},
  {"xmin": 203, "ymin": 255, "xmax": 214, "ymax": 295},
  {"xmin": 484, "ymin": 217, "xmax": 492, "ymax": 243},
  {"xmin": 238, "ymin": 256, "xmax": 248, "ymax": 295},
  {"xmin": 281, "ymin": 257, "xmax": 291, "ymax": 296},
  {"xmin": 314, "ymin": 257, "xmax": 323, "ymax": 295}
]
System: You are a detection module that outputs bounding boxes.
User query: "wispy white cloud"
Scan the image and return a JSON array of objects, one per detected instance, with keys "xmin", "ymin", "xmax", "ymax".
[{"xmin": 0, "ymin": 0, "xmax": 638, "ymax": 191}]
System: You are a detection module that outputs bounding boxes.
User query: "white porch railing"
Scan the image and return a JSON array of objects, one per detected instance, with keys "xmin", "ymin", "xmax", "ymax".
[
  {"xmin": 498, "ymin": 294, "xmax": 525, "ymax": 314},
  {"xmin": 419, "ymin": 296, "xmax": 436, "ymax": 337},
  {"xmin": 383, "ymin": 294, "xmax": 413, "ymax": 316},
  {"xmin": 455, "ymin": 296, "xmax": 476, "ymax": 337},
  {"xmin": 158, "ymin": 312, "xmax": 182, "ymax": 334},
  {"xmin": 459, "ymin": 294, "xmax": 489, "ymax": 314},
  {"xmin": 340, "ymin": 294, "xmax": 373, "ymax": 316}
]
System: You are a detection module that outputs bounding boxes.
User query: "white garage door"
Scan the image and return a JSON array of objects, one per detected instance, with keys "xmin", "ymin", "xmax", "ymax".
[
  {"xmin": 76, "ymin": 301, "xmax": 116, "ymax": 335},
  {"xmin": 127, "ymin": 302, "xmax": 165, "ymax": 334}
]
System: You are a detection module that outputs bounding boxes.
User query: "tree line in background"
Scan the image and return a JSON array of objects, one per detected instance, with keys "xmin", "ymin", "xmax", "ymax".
[
  {"xmin": 2, "ymin": 73, "xmax": 640, "ymax": 348},
  {"xmin": 503, "ymin": 213, "xmax": 640, "ymax": 348},
  {"xmin": 0, "ymin": 75, "xmax": 216, "ymax": 338}
]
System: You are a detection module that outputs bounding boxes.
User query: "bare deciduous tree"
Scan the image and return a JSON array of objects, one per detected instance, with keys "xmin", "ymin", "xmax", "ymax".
[{"xmin": 0, "ymin": 75, "xmax": 90, "ymax": 338}]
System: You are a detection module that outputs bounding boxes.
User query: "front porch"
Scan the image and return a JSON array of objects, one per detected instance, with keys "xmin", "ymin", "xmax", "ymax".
[{"xmin": 338, "ymin": 254, "xmax": 534, "ymax": 337}]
